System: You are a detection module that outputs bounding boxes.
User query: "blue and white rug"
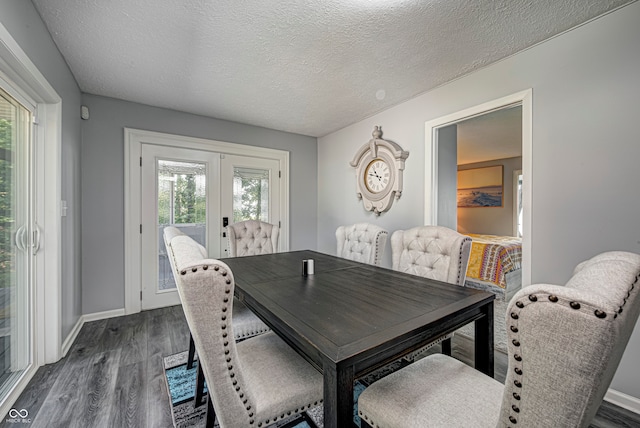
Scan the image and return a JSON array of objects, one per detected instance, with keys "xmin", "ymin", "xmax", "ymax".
[{"xmin": 163, "ymin": 351, "xmax": 408, "ymax": 428}]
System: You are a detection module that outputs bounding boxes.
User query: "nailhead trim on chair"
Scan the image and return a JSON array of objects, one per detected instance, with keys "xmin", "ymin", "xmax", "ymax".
[
  {"xmin": 504, "ymin": 270, "xmax": 639, "ymax": 426},
  {"xmin": 358, "ymin": 410, "xmax": 379, "ymax": 428},
  {"xmin": 456, "ymin": 236, "xmax": 472, "ymax": 285},
  {"xmin": 183, "ymin": 264, "xmax": 258, "ymax": 425},
  {"xmin": 374, "ymin": 230, "xmax": 388, "ymax": 266},
  {"xmin": 187, "ymin": 265, "xmax": 323, "ymax": 428}
]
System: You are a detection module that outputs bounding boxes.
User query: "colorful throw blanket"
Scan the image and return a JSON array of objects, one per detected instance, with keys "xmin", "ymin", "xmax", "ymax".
[{"xmin": 466, "ymin": 234, "xmax": 522, "ymax": 289}]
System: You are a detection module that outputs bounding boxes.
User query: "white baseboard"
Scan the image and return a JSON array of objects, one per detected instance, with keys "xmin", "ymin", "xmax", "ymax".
[
  {"xmin": 60, "ymin": 316, "xmax": 84, "ymax": 357},
  {"xmin": 82, "ymin": 308, "xmax": 126, "ymax": 323},
  {"xmin": 605, "ymin": 388, "xmax": 640, "ymax": 415},
  {"xmin": 60, "ymin": 308, "xmax": 127, "ymax": 357}
]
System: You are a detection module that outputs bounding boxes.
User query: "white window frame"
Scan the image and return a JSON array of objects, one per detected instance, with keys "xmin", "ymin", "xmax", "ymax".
[{"xmin": 0, "ymin": 22, "xmax": 62, "ymax": 416}]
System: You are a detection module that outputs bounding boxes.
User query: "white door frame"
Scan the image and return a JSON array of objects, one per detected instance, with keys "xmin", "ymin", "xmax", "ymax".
[
  {"xmin": 124, "ymin": 128, "xmax": 290, "ymax": 315},
  {"xmin": 424, "ymin": 89, "xmax": 532, "ymax": 287},
  {"xmin": 0, "ymin": 22, "xmax": 62, "ymax": 416}
]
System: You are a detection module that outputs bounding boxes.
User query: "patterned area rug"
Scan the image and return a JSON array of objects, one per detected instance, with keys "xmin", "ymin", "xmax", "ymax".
[
  {"xmin": 163, "ymin": 351, "xmax": 409, "ymax": 428},
  {"xmin": 456, "ymin": 298, "xmax": 508, "ymax": 353}
]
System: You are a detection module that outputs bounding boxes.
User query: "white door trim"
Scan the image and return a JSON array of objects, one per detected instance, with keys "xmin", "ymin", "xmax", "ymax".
[
  {"xmin": 424, "ymin": 89, "xmax": 532, "ymax": 287},
  {"xmin": 124, "ymin": 128, "xmax": 290, "ymax": 314}
]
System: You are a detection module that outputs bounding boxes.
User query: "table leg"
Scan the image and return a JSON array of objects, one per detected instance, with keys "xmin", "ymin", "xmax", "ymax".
[
  {"xmin": 323, "ymin": 360, "xmax": 355, "ymax": 428},
  {"xmin": 441, "ymin": 337, "xmax": 452, "ymax": 356},
  {"xmin": 474, "ymin": 301, "xmax": 494, "ymax": 377}
]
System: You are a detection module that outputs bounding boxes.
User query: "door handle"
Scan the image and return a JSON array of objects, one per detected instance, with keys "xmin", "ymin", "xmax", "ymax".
[
  {"xmin": 15, "ymin": 226, "xmax": 26, "ymax": 252},
  {"xmin": 32, "ymin": 223, "xmax": 41, "ymax": 255}
]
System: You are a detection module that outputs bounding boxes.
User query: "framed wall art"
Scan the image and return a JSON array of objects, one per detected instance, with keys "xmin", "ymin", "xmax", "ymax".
[{"xmin": 457, "ymin": 165, "xmax": 503, "ymax": 208}]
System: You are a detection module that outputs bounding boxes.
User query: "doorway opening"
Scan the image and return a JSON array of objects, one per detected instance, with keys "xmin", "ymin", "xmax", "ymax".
[{"xmin": 424, "ymin": 90, "xmax": 532, "ymax": 287}]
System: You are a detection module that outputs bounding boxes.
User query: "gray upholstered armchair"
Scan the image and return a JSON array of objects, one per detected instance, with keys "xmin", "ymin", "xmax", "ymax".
[
  {"xmin": 167, "ymin": 234, "xmax": 323, "ymax": 428},
  {"xmin": 164, "ymin": 226, "xmax": 270, "ymax": 406},
  {"xmin": 336, "ymin": 223, "xmax": 388, "ymax": 266},
  {"xmin": 391, "ymin": 225, "xmax": 472, "ymax": 286},
  {"xmin": 227, "ymin": 219, "xmax": 279, "ymax": 256},
  {"xmin": 165, "ymin": 227, "xmax": 271, "ymax": 342},
  {"xmin": 358, "ymin": 251, "xmax": 640, "ymax": 428}
]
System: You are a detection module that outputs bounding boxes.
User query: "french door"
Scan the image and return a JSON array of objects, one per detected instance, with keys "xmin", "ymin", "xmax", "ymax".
[
  {"xmin": 220, "ymin": 155, "xmax": 280, "ymax": 256},
  {"xmin": 140, "ymin": 145, "xmax": 220, "ymax": 310},
  {"xmin": 127, "ymin": 129, "xmax": 289, "ymax": 313},
  {"xmin": 0, "ymin": 85, "xmax": 34, "ymax": 399},
  {"xmin": 140, "ymin": 147, "xmax": 283, "ymax": 309}
]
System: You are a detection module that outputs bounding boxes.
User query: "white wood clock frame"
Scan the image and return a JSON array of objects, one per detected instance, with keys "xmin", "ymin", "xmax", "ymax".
[{"xmin": 350, "ymin": 126, "xmax": 409, "ymax": 215}]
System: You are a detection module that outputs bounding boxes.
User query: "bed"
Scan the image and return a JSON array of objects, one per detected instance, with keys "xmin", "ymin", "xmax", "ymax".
[{"xmin": 463, "ymin": 233, "xmax": 522, "ymax": 301}]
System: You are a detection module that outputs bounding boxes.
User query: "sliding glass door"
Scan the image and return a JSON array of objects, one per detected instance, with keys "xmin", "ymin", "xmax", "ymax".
[{"xmin": 0, "ymin": 85, "xmax": 33, "ymax": 399}]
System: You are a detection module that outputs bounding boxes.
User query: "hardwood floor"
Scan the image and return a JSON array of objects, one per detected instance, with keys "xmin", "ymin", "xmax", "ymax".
[
  {"xmin": 3, "ymin": 306, "xmax": 189, "ymax": 428},
  {"xmin": 3, "ymin": 305, "xmax": 639, "ymax": 427}
]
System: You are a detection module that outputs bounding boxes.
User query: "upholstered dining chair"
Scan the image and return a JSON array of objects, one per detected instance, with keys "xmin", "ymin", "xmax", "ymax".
[
  {"xmin": 358, "ymin": 251, "xmax": 640, "ymax": 428},
  {"xmin": 390, "ymin": 225, "xmax": 472, "ymax": 286},
  {"xmin": 163, "ymin": 227, "xmax": 270, "ymax": 406},
  {"xmin": 227, "ymin": 219, "xmax": 280, "ymax": 256},
  {"xmin": 336, "ymin": 223, "xmax": 388, "ymax": 266},
  {"xmin": 167, "ymin": 234, "xmax": 324, "ymax": 428},
  {"xmin": 390, "ymin": 225, "xmax": 472, "ymax": 357}
]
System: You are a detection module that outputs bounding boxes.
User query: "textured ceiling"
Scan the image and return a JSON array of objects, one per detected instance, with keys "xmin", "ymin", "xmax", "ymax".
[{"xmin": 32, "ymin": 0, "xmax": 632, "ymax": 137}]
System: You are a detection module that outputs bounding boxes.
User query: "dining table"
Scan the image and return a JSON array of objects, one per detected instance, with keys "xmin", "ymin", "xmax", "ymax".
[{"xmin": 222, "ymin": 250, "xmax": 495, "ymax": 428}]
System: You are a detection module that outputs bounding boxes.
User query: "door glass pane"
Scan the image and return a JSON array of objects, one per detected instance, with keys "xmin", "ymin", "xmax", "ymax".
[
  {"xmin": 0, "ymin": 87, "xmax": 31, "ymax": 395},
  {"xmin": 233, "ymin": 167, "xmax": 269, "ymax": 223},
  {"xmin": 157, "ymin": 160, "xmax": 206, "ymax": 291}
]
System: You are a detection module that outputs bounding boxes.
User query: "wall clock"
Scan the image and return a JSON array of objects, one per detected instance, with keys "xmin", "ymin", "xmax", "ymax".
[{"xmin": 350, "ymin": 126, "xmax": 409, "ymax": 215}]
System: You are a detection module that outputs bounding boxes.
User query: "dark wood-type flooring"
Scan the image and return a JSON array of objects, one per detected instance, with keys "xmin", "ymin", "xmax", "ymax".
[{"xmin": 3, "ymin": 305, "xmax": 639, "ymax": 427}]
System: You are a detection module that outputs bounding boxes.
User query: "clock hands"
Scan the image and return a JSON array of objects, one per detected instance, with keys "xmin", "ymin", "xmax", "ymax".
[{"xmin": 368, "ymin": 167, "xmax": 384, "ymax": 183}]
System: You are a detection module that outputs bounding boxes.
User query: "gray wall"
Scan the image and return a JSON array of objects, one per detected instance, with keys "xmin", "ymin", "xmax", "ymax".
[
  {"xmin": 318, "ymin": 2, "xmax": 640, "ymax": 399},
  {"xmin": 0, "ymin": 1, "xmax": 83, "ymax": 341},
  {"xmin": 436, "ymin": 125, "xmax": 457, "ymax": 230},
  {"xmin": 81, "ymin": 94, "xmax": 317, "ymax": 314},
  {"xmin": 457, "ymin": 157, "xmax": 522, "ymax": 236}
]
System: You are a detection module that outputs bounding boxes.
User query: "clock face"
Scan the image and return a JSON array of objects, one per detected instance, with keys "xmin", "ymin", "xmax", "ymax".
[{"xmin": 364, "ymin": 158, "xmax": 391, "ymax": 194}]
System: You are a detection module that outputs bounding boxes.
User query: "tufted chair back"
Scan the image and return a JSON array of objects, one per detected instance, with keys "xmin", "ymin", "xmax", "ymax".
[
  {"xmin": 336, "ymin": 223, "xmax": 388, "ymax": 266},
  {"xmin": 391, "ymin": 226, "xmax": 471, "ymax": 285},
  {"xmin": 498, "ymin": 251, "xmax": 640, "ymax": 427},
  {"xmin": 227, "ymin": 220, "xmax": 279, "ymax": 257}
]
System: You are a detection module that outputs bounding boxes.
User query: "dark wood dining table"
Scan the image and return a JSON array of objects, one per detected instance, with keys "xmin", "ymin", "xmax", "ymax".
[{"xmin": 222, "ymin": 250, "xmax": 495, "ymax": 428}]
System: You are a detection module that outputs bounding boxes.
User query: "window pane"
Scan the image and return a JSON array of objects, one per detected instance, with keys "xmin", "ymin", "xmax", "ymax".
[
  {"xmin": 0, "ymin": 86, "xmax": 31, "ymax": 396},
  {"xmin": 157, "ymin": 160, "xmax": 207, "ymax": 291},
  {"xmin": 233, "ymin": 167, "xmax": 269, "ymax": 223}
]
